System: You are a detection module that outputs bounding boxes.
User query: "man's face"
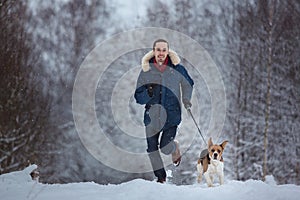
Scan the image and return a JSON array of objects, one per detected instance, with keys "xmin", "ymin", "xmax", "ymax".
[{"xmin": 153, "ymin": 42, "xmax": 169, "ymax": 64}]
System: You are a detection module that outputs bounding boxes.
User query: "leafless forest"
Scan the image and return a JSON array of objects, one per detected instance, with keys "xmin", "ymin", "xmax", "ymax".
[{"xmin": 1, "ymin": 0, "xmax": 299, "ymax": 185}]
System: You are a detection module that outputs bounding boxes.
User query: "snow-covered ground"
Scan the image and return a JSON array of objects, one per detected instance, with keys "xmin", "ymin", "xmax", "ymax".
[{"xmin": 1, "ymin": 165, "xmax": 299, "ymax": 200}]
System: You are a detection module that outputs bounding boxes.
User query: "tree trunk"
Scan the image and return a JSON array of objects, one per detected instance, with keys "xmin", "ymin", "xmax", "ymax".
[{"xmin": 263, "ymin": 0, "xmax": 274, "ymax": 182}]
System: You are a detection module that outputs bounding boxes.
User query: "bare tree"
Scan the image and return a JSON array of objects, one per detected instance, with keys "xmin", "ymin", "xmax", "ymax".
[
  {"xmin": 29, "ymin": 0, "xmax": 119, "ymax": 183},
  {"xmin": 0, "ymin": 0, "xmax": 50, "ymax": 174},
  {"xmin": 235, "ymin": 0, "xmax": 300, "ymax": 183},
  {"xmin": 144, "ymin": 0, "xmax": 173, "ymax": 28}
]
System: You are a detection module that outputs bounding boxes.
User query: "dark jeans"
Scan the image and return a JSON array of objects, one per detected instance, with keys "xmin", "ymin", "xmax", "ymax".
[{"xmin": 146, "ymin": 125, "xmax": 177, "ymax": 180}]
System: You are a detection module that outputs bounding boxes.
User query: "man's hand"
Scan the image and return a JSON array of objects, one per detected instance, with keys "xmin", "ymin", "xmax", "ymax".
[
  {"xmin": 147, "ymin": 85, "xmax": 154, "ymax": 97},
  {"xmin": 183, "ymin": 99, "xmax": 192, "ymax": 110}
]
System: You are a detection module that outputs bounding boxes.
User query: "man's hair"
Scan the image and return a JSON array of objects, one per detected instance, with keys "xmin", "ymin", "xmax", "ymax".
[{"xmin": 152, "ymin": 39, "xmax": 169, "ymax": 50}]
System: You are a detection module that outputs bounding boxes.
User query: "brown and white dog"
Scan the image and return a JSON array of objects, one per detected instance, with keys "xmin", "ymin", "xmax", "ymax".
[{"xmin": 196, "ymin": 137, "xmax": 228, "ymax": 187}]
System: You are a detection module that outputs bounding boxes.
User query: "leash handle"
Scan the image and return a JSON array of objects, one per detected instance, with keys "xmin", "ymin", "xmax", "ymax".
[{"xmin": 187, "ymin": 108, "xmax": 207, "ymax": 146}]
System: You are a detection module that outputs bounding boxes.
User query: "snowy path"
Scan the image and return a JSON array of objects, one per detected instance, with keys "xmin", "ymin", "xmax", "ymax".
[{"xmin": 1, "ymin": 165, "xmax": 299, "ymax": 200}]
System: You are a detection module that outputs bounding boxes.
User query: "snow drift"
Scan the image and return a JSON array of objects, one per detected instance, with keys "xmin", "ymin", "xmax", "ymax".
[{"xmin": 1, "ymin": 165, "xmax": 299, "ymax": 200}]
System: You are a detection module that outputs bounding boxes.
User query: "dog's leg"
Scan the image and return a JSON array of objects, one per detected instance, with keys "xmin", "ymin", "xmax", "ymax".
[
  {"xmin": 196, "ymin": 162, "xmax": 203, "ymax": 183},
  {"xmin": 204, "ymin": 172, "xmax": 213, "ymax": 187},
  {"xmin": 210, "ymin": 174, "xmax": 214, "ymax": 184},
  {"xmin": 219, "ymin": 171, "xmax": 224, "ymax": 185},
  {"xmin": 218, "ymin": 163, "xmax": 225, "ymax": 185}
]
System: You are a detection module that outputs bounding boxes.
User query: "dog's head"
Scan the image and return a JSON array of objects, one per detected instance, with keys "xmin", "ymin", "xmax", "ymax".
[{"xmin": 207, "ymin": 137, "xmax": 228, "ymax": 161}]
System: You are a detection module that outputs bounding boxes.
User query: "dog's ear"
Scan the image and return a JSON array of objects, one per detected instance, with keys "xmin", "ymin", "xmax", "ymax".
[
  {"xmin": 220, "ymin": 140, "xmax": 228, "ymax": 150},
  {"xmin": 208, "ymin": 137, "xmax": 213, "ymax": 148}
]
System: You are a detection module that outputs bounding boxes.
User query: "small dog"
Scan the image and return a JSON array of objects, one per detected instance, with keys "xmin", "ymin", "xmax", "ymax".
[{"xmin": 197, "ymin": 137, "xmax": 228, "ymax": 187}]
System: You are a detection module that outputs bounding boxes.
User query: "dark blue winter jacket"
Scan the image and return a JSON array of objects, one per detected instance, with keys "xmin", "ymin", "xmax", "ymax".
[{"xmin": 134, "ymin": 50, "xmax": 194, "ymax": 130}]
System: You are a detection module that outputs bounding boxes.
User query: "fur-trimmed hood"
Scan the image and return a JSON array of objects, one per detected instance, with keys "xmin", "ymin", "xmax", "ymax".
[{"xmin": 141, "ymin": 49, "xmax": 181, "ymax": 72}]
